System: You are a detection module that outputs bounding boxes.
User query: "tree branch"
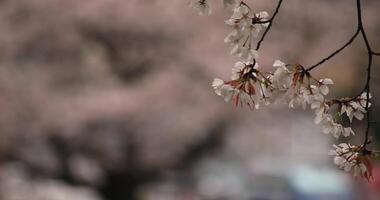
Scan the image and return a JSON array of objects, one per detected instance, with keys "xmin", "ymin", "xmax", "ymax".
[
  {"xmin": 305, "ymin": 28, "xmax": 360, "ymax": 72},
  {"xmin": 305, "ymin": 0, "xmax": 375, "ymax": 150},
  {"xmin": 255, "ymin": 0, "xmax": 284, "ymax": 51},
  {"xmin": 356, "ymin": 0, "xmax": 374, "ymax": 150}
]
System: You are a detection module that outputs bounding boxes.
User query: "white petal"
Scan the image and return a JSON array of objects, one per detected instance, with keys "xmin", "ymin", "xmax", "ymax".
[
  {"xmin": 311, "ymin": 102, "xmax": 322, "ymax": 110},
  {"xmin": 314, "ymin": 114, "xmax": 323, "ymax": 125},
  {"xmin": 230, "ymin": 44, "xmax": 240, "ymax": 55},
  {"xmin": 354, "ymin": 111, "xmax": 364, "ymax": 120},
  {"xmin": 262, "ymin": 22, "xmax": 270, "ymax": 27},
  {"xmin": 257, "ymin": 11, "xmax": 269, "ymax": 19},
  {"xmin": 212, "ymin": 78, "xmax": 224, "ymax": 95},
  {"xmin": 334, "ymin": 156, "xmax": 345, "ymax": 166},
  {"xmin": 340, "ymin": 105, "xmax": 347, "ymax": 115},
  {"xmin": 319, "ymin": 85, "xmax": 329, "ymax": 95},
  {"xmin": 273, "ymin": 60, "xmax": 285, "ymax": 67},
  {"xmin": 212, "ymin": 78, "xmax": 224, "ymax": 87},
  {"xmin": 346, "ymin": 106, "xmax": 353, "ymax": 118},
  {"xmin": 320, "ymin": 78, "xmax": 334, "ymax": 85},
  {"xmin": 348, "ymin": 113, "xmax": 354, "ymax": 123},
  {"xmin": 233, "ymin": 61, "xmax": 245, "ymax": 70},
  {"xmin": 339, "ymin": 143, "xmax": 349, "ymax": 149},
  {"xmin": 343, "ymin": 127, "xmax": 354, "ymax": 137},
  {"xmin": 322, "ymin": 125, "xmax": 331, "ymax": 134},
  {"xmin": 344, "ymin": 163, "xmax": 352, "ymax": 172}
]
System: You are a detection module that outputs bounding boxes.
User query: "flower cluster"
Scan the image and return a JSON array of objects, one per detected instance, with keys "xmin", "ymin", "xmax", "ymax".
[
  {"xmin": 212, "ymin": 61, "xmax": 267, "ymax": 109},
  {"xmin": 340, "ymin": 92, "xmax": 371, "ymax": 122},
  {"xmin": 224, "ymin": 3, "xmax": 269, "ymax": 62},
  {"xmin": 328, "ymin": 143, "xmax": 373, "ymax": 181},
  {"xmin": 190, "ymin": 0, "xmax": 376, "ymax": 181}
]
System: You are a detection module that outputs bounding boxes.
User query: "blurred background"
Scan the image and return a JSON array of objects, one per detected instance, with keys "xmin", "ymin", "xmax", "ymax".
[{"xmin": 0, "ymin": 0, "xmax": 379, "ymax": 199}]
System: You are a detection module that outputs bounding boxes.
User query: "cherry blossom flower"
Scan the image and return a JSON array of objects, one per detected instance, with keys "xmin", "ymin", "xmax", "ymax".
[
  {"xmin": 288, "ymin": 91, "xmax": 308, "ymax": 109},
  {"xmin": 313, "ymin": 102, "xmax": 329, "ymax": 124},
  {"xmin": 212, "ymin": 78, "xmax": 226, "ymax": 96},
  {"xmin": 318, "ymin": 78, "xmax": 334, "ymax": 95},
  {"xmin": 230, "ymin": 60, "xmax": 356, "ymax": 138},
  {"xmin": 193, "ymin": 0, "xmax": 377, "ymax": 181},
  {"xmin": 303, "ymin": 85, "xmax": 324, "ymax": 106},
  {"xmin": 212, "ymin": 62, "xmax": 260, "ymax": 109},
  {"xmin": 319, "ymin": 114, "xmax": 354, "ymax": 138},
  {"xmin": 359, "ymin": 92, "xmax": 372, "ymax": 106},
  {"xmin": 255, "ymin": 11, "xmax": 270, "ymax": 27},
  {"xmin": 272, "ymin": 60, "xmax": 292, "ymax": 91},
  {"xmin": 340, "ymin": 92, "xmax": 371, "ymax": 122},
  {"xmin": 224, "ymin": 3, "xmax": 269, "ymax": 61},
  {"xmin": 328, "ymin": 143, "xmax": 373, "ymax": 181}
]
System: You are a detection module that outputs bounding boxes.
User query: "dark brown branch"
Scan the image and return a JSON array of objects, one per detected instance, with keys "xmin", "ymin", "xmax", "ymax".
[
  {"xmin": 255, "ymin": 0, "xmax": 284, "ymax": 51},
  {"xmin": 306, "ymin": 0, "xmax": 376, "ymax": 150},
  {"xmin": 306, "ymin": 28, "xmax": 360, "ymax": 72},
  {"xmin": 356, "ymin": 0, "xmax": 374, "ymax": 150}
]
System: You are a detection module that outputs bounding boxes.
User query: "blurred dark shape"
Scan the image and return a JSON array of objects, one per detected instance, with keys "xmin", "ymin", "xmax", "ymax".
[{"xmin": 81, "ymin": 25, "xmax": 179, "ymax": 83}]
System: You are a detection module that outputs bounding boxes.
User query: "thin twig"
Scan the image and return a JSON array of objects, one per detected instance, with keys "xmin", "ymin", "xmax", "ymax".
[
  {"xmin": 255, "ymin": 0, "xmax": 284, "ymax": 51},
  {"xmin": 306, "ymin": 28, "xmax": 360, "ymax": 72}
]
